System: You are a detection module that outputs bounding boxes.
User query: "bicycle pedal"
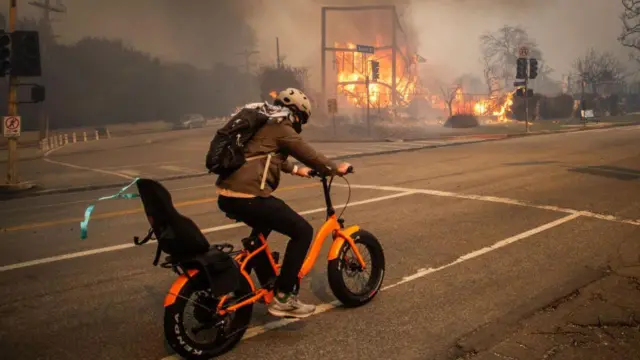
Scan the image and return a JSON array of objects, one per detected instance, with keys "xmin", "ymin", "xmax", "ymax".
[{"xmin": 271, "ymin": 251, "xmax": 280, "ymax": 264}]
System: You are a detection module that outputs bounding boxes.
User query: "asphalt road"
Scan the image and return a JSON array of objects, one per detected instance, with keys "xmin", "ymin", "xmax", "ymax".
[
  {"xmin": 0, "ymin": 125, "xmax": 639, "ymax": 359},
  {"xmin": 5, "ymin": 126, "xmax": 498, "ymax": 193}
]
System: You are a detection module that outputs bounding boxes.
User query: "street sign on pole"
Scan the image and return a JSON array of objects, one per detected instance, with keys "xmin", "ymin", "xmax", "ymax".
[
  {"xmin": 327, "ymin": 98, "xmax": 338, "ymax": 114},
  {"xmin": 3, "ymin": 115, "xmax": 21, "ymax": 137},
  {"xmin": 518, "ymin": 46, "xmax": 529, "ymax": 58},
  {"xmin": 356, "ymin": 44, "xmax": 375, "ymax": 54}
]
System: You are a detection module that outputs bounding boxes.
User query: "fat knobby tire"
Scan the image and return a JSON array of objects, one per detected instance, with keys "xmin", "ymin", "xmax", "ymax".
[
  {"xmin": 327, "ymin": 229, "xmax": 386, "ymax": 307},
  {"xmin": 163, "ymin": 272, "xmax": 253, "ymax": 359}
]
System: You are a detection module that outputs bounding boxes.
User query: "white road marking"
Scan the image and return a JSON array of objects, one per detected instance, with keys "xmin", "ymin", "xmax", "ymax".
[
  {"xmin": 341, "ymin": 146, "xmax": 407, "ymax": 153},
  {"xmin": 159, "ymin": 213, "xmax": 581, "ymax": 360},
  {"xmin": 0, "ymin": 191, "xmax": 416, "ymax": 273},
  {"xmin": 100, "ymin": 160, "xmax": 186, "ymax": 170},
  {"xmin": 43, "ymin": 158, "xmax": 134, "ymax": 180},
  {"xmin": 334, "ymin": 183, "xmax": 640, "ymax": 226},
  {"xmin": 366, "ymin": 142, "xmax": 428, "ymax": 148},
  {"xmin": 0, "ymin": 184, "xmax": 218, "ymax": 212},
  {"xmin": 343, "ymin": 143, "xmax": 423, "ymax": 151},
  {"xmin": 159, "ymin": 165, "xmax": 200, "ymax": 174},
  {"xmin": 117, "ymin": 169, "xmax": 141, "ymax": 177},
  {"xmin": 320, "ymin": 151, "xmax": 358, "ymax": 157},
  {"xmin": 44, "ymin": 145, "xmax": 65, "ymax": 156},
  {"xmin": 412, "ymin": 140, "xmax": 449, "ymax": 145}
]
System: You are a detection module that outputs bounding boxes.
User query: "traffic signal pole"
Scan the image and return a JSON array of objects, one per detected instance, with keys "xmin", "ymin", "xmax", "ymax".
[
  {"xmin": 6, "ymin": 0, "xmax": 18, "ymax": 185},
  {"xmin": 366, "ymin": 56, "xmax": 370, "ymax": 137},
  {"xmin": 524, "ymin": 74, "xmax": 529, "ymax": 133}
]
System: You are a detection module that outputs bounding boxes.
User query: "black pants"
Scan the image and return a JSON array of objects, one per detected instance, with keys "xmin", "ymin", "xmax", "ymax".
[{"xmin": 217, "ymin": 195, "xmax": 314, "ymax": 293}]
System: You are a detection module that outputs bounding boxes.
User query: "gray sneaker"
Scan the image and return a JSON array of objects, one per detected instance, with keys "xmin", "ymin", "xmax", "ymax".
[{"xmin": 268, "ymin": 293, "xmax": 316, "ymax": 318}]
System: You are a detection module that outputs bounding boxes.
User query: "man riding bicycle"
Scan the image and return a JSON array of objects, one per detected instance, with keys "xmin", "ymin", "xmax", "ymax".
[{"xmin": 215, "ymin": 88, "xmax": 351, "ymax": 318}]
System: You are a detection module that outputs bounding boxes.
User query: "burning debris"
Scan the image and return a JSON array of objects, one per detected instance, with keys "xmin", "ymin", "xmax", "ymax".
[{"xmin": 471, "ymin": 91, "xmax": 515, "ymax": 122}]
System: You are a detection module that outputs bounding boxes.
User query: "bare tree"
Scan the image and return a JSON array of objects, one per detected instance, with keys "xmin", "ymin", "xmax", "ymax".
[
  {"xmin": 479, "ymin": 25, "xmax": 541, "ymax": 88},
  {"xmin": 439, "ymin": 82, "xmax": 462, "ymax": 117},
  {"xmin": 572, "ymin": 48, "xmax": 625, "ymax": 95},
  {"xmin": 619, "ymin": 0, "xmax": 640, "ymax": 56},
  {"xmin": 480, "ymin": 50, "xmax": 501, "ymax": 97}
]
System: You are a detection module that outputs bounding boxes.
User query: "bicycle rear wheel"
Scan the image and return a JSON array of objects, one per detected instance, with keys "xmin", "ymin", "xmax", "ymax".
[
  {"xmin": 327, "ymin": 229, "xmax": 385, "ymax": 307},
  {"xmin": 163, "ymin": 271, "xmax": 253, "ymax": 359}
]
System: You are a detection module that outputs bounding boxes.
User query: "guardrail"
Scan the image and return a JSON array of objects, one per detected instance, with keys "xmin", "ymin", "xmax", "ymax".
[
  {"xmin": 37, "ymin": 117, "xmax": 229, "ymax": 153},
  {"xmin": 39, "ymin": 128, "xmax": 111, "ymax": 152}
]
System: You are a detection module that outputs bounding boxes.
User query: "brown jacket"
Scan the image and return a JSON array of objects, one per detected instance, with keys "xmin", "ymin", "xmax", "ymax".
[{"xmin": 216, "ymin": 116, "xmax": 338, "ymax": 197}]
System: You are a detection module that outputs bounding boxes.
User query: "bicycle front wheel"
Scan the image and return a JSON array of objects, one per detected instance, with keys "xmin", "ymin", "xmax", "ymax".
[{"xmin": 327, "ymin": 229, "xmax": 386, "ymax": 307}]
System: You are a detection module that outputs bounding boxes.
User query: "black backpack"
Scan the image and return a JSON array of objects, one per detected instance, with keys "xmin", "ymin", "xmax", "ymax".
[{"xmin": 205, "ymin": 106, "xmax": 270, "ymax": 175}]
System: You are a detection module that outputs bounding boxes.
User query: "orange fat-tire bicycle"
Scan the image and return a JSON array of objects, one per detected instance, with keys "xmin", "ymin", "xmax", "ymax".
[{"xmin": 133, "ymin": 166, "xmax": 385, "ymax": 359}]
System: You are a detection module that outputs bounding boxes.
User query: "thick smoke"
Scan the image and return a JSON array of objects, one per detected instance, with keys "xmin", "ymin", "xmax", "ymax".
[
  {"xmin": 26, "ymin": 0, "xmax": 633, "ymax": 86},
  {"xmin": 30, "ymin": 0, "xmax": 259, "ymax": 69}
]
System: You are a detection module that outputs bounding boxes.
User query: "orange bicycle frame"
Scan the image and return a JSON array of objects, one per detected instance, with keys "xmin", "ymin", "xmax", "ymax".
[
  {"xmin": 164, "ymin": 172, "xmax": 366, "ymax": 315},
  {"xmin": 164, "ymin": 215, "xmax": 367, "ymax": 314}
]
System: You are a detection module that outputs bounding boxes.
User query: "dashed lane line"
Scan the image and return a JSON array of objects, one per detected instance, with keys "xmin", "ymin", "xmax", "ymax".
[{"xmin": 0, "ymin": 190, "xmax": 416, "ymax": 273}]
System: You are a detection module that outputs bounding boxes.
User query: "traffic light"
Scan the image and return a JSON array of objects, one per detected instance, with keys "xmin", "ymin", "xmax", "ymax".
[
  {"xmin": 371, "ymin": 60, "xmax": 380, "ymax": 81},
  {"xmin": 31, "ymin": 84, "xmax": 45, "ymax": 103},
  {"xmin": 10, "ymin": 30, "xmax": 41, "ymax": 77},
  {"xmin": 516, "ymin": 58, "xmax": 528, "ymax": 79},
  {"xmin": 0, "ymin": 31, "xmax": 10, "ymax": 77},
  {"xmin": 528, "ymin": 58, "xmax": 538, "ymax": 79}
]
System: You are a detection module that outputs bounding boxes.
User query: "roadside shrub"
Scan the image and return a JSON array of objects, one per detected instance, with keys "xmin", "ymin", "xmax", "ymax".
[
  {"xmin": 444, "ymin": 114, "xmax": 479, "ymax": 128},
  {"xmin": 539, "ymin": 94, "xmax": 574, "ymax": 119}
]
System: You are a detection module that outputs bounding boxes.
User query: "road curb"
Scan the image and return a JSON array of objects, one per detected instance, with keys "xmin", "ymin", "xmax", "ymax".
[
  {"xmin": 1, "ymin": 121, "xmax": 638, "ymax": 201},
  {"xmin": 0, "ymin": 152, "xmax": 44, "ymax": 164},
  {"xmin": 0, "ymin": 181, "xmax": 40, "ymax": 195}
]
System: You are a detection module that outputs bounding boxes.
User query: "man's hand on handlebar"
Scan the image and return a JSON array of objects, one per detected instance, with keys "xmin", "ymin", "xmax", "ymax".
[
  {"xmin": 294, "ymin": 166, "xmax": 314, "ymax": 178},
  {"xmin": 337, "ymin": 162, "xmax": 352, "ymax": 175},
  {"xmin": 306, "ymin": 162, "xmax": 354, "ymax": 178}
]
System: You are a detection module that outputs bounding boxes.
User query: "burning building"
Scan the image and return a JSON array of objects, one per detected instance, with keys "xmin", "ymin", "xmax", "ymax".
[
  {"xmin": 320, "ymin": 5, "xmax": 420, "ymax": 114},
  {"xmin": 319, "ymin": 5, "xmax": 514, "ymax": 124}
]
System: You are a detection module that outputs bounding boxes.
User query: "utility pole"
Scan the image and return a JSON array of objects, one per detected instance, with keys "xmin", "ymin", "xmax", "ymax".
[
  {"xmin": 580, "ymin": 73, "xmax": 586, "ymax": 127},
  {"xmin": 524, "ymin": 76, "xmax": 529, "ymax": 133},
  {"xmin": 276, "ymin": 37, "xmax": 281, "ymax": 68},
  {"xmin": 365, "ymin": 58, "xmax": 370, "ymax": 137},
  {"xmin": 5, "ymin": 0, "xmax": 18, "ymax": 185}
]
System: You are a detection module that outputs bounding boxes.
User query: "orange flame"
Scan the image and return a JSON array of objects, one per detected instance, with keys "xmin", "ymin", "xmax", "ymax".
[
  {"xmin": 334, "ymin": 41, "xmax": 418, "ymax": 108},
  {"xmin": 269, "ymin": 91, "xmax": 277, "ymax": 99},
  {"xmin": 446, "ymin": 88, "xmax": 515, "ymax": 122}
]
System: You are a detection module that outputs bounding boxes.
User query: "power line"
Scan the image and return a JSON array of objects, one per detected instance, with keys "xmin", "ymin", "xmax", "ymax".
[{"xmin": 28, "ymin": 0, "xmax": 66, "ymax": 23}]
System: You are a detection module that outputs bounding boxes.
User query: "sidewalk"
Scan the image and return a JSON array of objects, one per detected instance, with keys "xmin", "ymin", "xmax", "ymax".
[{"xmin": 458, "ymin": 267, "xmax": 640, "ymax": 360}]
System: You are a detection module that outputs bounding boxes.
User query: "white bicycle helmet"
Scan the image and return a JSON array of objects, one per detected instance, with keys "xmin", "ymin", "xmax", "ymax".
[{"xmin": 274, "ymin": 88, "xmax": 312, "ymax": 124}]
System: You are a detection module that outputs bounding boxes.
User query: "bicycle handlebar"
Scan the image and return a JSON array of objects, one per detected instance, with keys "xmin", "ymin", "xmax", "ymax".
[{"xmin": 308, "ymin": 165, "xmax": 354, "ymax": 178}]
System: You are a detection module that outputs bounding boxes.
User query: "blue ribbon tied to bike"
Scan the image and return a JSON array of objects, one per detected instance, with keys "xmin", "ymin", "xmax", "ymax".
[{"xmin": 80, "ymin": 177, "xmax": 141, "ymax": 239}]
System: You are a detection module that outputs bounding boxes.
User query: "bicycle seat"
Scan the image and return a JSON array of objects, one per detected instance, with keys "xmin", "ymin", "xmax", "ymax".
[{"xmin": 135, "ymin": 178, "xmax": 211, "ymax": 258}]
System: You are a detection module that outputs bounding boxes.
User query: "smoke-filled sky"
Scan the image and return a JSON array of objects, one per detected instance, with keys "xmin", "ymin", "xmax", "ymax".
[{"xmin": 17, "ymin": 0, "xmax": 633, "ymax": 89}]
